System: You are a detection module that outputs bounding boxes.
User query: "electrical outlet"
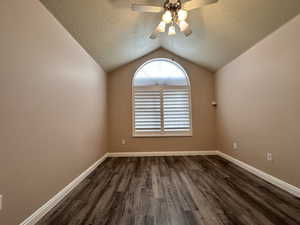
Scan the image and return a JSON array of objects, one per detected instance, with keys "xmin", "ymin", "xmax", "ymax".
[
  {"xmin": 121, "ymin": 139, "xmax": 126, "ymax": 145},
  {"xmin": 267, "ymin": 152, "xmax": 273, "ymax": 161},
  {"xmin": 233, "ymin": 142, "xmax": 238, "ymax": 150},
  {"xmin": 0, "ymin": 195, "xmax": 2, "ymax": 211}
]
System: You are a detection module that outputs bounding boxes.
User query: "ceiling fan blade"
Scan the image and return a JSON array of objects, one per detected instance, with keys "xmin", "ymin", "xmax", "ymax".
[
  {"xmin": 183, "ymin": 0, "xmax": 218, "ymax": 11},
  {"xmin": 183, "ymin": 25, "xmax": 192, "ymax": 36},
  {"xmin": 150, "ymin": 28, "xmax": 160, "ymax": 39},
  {"xmin": 131, "ymin": 4, "xmax": 164, "ymax": 13}
]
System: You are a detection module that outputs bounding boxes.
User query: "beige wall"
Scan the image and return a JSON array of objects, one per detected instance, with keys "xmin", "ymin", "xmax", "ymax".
[
  {"xmin": 215, "ymin": 15, "xmax": 300, "ymax": 188},
  {"xmin": 108, "ymin": 49, "xmax": 216, "ymax": 153},
  {"xmin": 0, "ymin": 1, "xmax": 107, "ymax": 224}
]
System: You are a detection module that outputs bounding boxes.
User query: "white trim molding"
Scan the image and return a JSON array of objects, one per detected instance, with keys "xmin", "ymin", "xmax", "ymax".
[
  {"xmin": 20, "ymin": 150, "xmax": 300, "ymax": 225},
  {"xmin": 108, "ymin": 150, "xmax": 300, "ymax": 198},
  {"xmin": 20, "ymin": 153, "xmax": 108, "ymax": 225},
  {"xmin": 107, "ymin": 150, "xmax": 218, "ymax": 157},
  {"xmin": 217, "ymin": 151, "xmax": 300, "ymax": 198}
]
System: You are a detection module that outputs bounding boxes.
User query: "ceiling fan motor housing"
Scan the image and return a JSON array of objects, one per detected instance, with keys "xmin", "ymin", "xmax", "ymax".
[{"xmin": 164, "ymin": 0, "xmax": 182, "ymax": 12}]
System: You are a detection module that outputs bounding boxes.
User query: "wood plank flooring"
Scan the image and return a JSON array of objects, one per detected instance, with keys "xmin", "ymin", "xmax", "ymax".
[{"xmin": 37, "ymin": 156, "xmax": 300, "ymax": 225}]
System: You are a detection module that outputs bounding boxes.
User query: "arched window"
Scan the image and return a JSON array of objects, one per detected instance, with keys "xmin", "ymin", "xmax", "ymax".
[{"xmin": 133, "ymin": 58, "xmax": 192, "ymax": 136}]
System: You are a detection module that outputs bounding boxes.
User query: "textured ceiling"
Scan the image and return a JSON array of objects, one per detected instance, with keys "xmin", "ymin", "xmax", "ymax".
[{"xmin": 41, "ymin": 0, "xmax": 300, "ymax": 72}]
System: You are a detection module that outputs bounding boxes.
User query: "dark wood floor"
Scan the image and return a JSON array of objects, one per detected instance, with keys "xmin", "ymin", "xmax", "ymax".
[{"xmin": 37, "ymin": 155, "xmax": 300, "ymax": 225}]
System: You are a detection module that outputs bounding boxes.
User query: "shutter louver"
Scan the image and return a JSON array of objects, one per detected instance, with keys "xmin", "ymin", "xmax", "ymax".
[
  {"xmin": 163, "ymin": 89, "xmax": 191, "ymax": 132},
  {"xmin": 134, "ymin": 90, "xmax": 162, "ymax": 133}
]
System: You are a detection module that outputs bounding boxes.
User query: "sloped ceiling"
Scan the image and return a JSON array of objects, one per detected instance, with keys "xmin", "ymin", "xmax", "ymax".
[{"xmin": 41, "ymin": 0, "xmax": 300, "ymax": 72}]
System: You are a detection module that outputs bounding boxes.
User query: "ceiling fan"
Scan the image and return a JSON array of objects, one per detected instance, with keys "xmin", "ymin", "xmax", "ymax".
[{"xmin": 131, "ymin": 0, "xmax": 218, "ymax": 39}]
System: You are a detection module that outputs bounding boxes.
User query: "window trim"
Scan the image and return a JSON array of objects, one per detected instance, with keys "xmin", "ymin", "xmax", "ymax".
[{"xmin": 132, "ymin": 58, "xmax": 193, "ymax": 137}]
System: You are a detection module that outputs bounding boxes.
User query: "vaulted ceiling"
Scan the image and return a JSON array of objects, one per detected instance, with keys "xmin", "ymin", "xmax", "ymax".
[{"xmin": 41, "ymin": 0, "xmax": 300, "ymax": 72}]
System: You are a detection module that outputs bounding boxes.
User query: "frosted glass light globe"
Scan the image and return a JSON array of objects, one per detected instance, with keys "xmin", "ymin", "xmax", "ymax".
[
  {"xmin": 179, "ymin": 20, "xmax": 189, "ymax": 31},
  {"xmin": 162, "ymin": 10, "xmax": 172, "ymax": 24},
  {"xmin": 178, "ymin": 9, "xmax": 188, "ymax": 21},
  {"xmin": 168, "ymin": 25, "xmax": 176, "ymax": 35},
  {"xmin": 157, "ymin": 21, "xmax": 166, "ymax": 32}
]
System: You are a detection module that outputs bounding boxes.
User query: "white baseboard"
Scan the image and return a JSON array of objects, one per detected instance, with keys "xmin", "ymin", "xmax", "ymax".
[
  {"xmin": 20, "ymin": 150, "xmax": 300, "ymax": 225},
  {"xmin": 20, "ymin": 153, "xmax": 108, "ymax": 225},
  {"xmin": 105, "ymin": 150, "xmax": 300, "ymax": 198},
  {"xmin": 107, "ymin": 150, "xmax": 218, "ymax": 157},
  {"xmin": 217, "ymin": 151, "xmax": 300, "ymax": 198}
]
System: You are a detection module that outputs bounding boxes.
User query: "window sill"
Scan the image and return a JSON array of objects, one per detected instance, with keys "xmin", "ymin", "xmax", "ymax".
[{"xmin": 132, "ymin": 133, "xmax": 193, "ymax": 138}]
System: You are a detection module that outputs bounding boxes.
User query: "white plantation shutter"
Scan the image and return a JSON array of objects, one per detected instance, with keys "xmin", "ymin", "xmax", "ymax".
[
  {"xmin": 133, "ymin": 87, "xmax": 192, "ymax": 136},
  {"xmin": 163, "ymin": 89, "xmax": 191, "ymax": 132},
  {"xmin": 134, "ymin": 90, "xmax": 162, "ymax": 133}
]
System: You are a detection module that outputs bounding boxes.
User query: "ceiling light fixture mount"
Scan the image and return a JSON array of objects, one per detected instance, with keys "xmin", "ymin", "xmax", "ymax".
[{"xmin": 132, "ymin": 0, "xmax": 218, "ymax": 39}]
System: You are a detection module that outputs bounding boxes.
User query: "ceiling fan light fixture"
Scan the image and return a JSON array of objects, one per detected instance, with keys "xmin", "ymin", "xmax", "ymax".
[
  {"xmin": 178, "ymin": 9, "xmax": 188, "ymax": 21},
  {"xmin": 132, "ymin": 0, "xmax": 219, "ymax": 39},
  {"xmin": 157, "ymin": 21, "xmax": 166, "ymax": 32},
  {"xmin": 162, "ymin": 10, "xmax": 172, "ymax": 23},
  {"xmin": 168, "ymin": 25, "xmax": 176, "ymax": 35},
  {"xmin": 179, "ymin": 20, "xmax": 189, "ymax": 31}
]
